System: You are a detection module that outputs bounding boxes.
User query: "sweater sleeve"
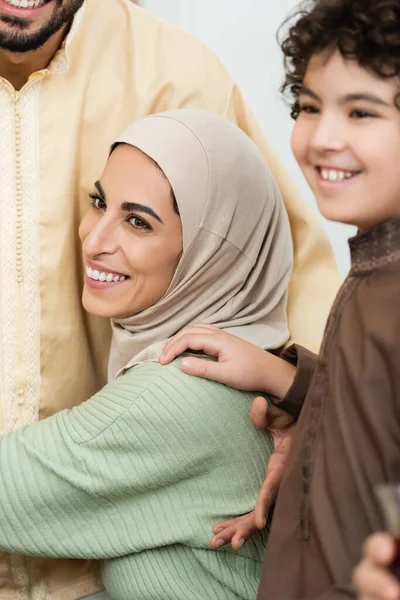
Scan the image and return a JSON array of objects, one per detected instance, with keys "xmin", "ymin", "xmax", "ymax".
[{"xmin": 0, "ymin": 362, "xmax": 272, "ymax": 560}]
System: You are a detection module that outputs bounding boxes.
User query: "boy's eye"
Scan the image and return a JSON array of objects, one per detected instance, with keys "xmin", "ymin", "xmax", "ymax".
[
  {"xmin": 89, "ymin": 193, "xmax": 106, "ymax": 210},
  {"xmin": 129, "ymin": 216, "xmax": 151, "ymax": 230},
  {"xmin": 349, "ymin": 109, "xmax": 375, "ymax": 119},
  {"xmin": 298, "ymin": 104, "xmax": 320, "ymax": 114}
]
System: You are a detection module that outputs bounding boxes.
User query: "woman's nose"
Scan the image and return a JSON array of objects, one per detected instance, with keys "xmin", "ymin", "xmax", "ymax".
[{"xmin": 82, "ymin": 215, "xmax": 119, "ymax": 259}]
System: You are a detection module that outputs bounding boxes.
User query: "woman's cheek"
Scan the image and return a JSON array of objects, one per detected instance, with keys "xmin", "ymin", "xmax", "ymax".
[{"xmin": 79, "ymin": 211, "xmax": 97, "ymax": 243}]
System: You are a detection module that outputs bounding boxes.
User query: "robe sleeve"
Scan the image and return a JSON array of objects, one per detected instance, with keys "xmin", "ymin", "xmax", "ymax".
[
  {"xmin": 225, "ymin": 83, "xmax": 340, "ymax": 353},
  {"xmin": 272, "ymin": 344, "xmax": 319, "ymax": 420}
]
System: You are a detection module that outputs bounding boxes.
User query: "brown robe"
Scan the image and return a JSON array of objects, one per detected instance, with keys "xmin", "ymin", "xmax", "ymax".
[{"xmin": 258, "ymin": 217, "xmax": 400, "ymax": 599}]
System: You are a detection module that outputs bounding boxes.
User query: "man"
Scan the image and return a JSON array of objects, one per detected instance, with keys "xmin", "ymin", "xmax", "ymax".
[{"xmin": 0, "ymin": 0, "xmax": 339, "ymax": 598}]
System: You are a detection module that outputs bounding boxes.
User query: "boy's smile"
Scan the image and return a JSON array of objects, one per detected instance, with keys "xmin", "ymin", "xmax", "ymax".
[
  {"xmin": 292, "ymin": 49, "xmax": 400, "ymax": 231},
  {"xmin": 315, "ymin": 166, "xmax": 360, "ymax": 185}
]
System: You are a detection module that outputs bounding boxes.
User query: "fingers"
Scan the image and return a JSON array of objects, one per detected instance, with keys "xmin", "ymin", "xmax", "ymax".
[
  {"xmin": 353, "ymin": 560, "xmax": 400, "ymax": 600},
  {"xmin": 212, "ymin": 517, "xmax": 244, "ymax": 534},
  {"xmin": 178, "ymin": 356, "xmax": 230, "ymax": 384},
  {"xmin": 250, "ymin": 396, "xmax": 269, "ymax": 429},
  {"xmin": 253, "ymin": 460, "xmax": 283, "ymax": 528},
  {"xmin": 352, "ymin": 534, "xmax": 400, "ymax": 600},
  {"xmin": 266, "ymin": 405, "xmax": 294, "ymax": 429},
  {"xmin": 254, "ymin": 478, "xmax": 275, "ymax": 529},
  {"xmin": 210, "ymin": 514, "xmax": 260, "ymax": 551},
  {"xmin": 252, "ymin": 425, "xmax": 294, "ymax": 527},
  {"xmin": 159, "ymin": 334, "xmax": 220, "ymax": 365},
  {"xmin": 166, "ymin": 324, "xmax": 218, "ymax": 349},
  {"xmin": 159, "ymin": 325, "xmax": 220, "ymax": 365},
  {"xmin": 231, "ymin": 528, "xmax": 257, "ymax": 552},
  {"xmin": 250, "ymin": 397, "xmax": 294, "ymax": 431},
  {"xmin": 364, "ymin": 533, "xmax": 397, "ymax": 565}
]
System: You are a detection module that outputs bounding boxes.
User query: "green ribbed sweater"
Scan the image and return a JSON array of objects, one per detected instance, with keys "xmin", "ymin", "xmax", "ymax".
[{"xmin": 0, "ymin": 361, "xmax": 273, "ymax": 600}]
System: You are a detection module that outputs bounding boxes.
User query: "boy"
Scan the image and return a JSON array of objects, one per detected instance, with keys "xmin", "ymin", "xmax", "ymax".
[
  {"xmin": 160, "ymin": 0, "xmax": 400, "ymax": 597},
  {"xmin": 0, "ymin": 0, "xmax": 339, "ymax": 597}
]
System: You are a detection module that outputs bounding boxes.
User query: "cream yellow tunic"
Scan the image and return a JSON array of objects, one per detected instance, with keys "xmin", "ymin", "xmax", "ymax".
[{"xmin": 0, "ymin": 0, "xmax": 339, "ymax": 598}]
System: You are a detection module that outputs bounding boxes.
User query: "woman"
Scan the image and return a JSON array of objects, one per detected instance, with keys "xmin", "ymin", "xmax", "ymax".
[{"xmin": 0, "ymin": 110, "xmax": 292, "ymax": 600}]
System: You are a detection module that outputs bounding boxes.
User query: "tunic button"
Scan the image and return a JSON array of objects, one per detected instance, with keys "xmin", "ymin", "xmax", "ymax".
[{"xmin": 17, "ymin": 389, "xmax": 24, "ymax": 405}]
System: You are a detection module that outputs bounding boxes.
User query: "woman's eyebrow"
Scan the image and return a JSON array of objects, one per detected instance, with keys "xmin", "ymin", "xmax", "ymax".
[
  {"xmin": 94, "ymin": 180, "xmax": 106, "ymax": 200},
  {"xmin": 94, "ymin": 181, "xmax": 163, "ymax": 223},
  {"xmin": 121, "ymin": 202, "xmax": 163, "ymax": 224}
]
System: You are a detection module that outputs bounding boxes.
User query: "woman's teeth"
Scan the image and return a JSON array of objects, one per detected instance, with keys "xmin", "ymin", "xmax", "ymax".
[
  {"xmin": 319, "ymin": 168, "xmax": 355, "ymax": 182},
  {"xmin": 86, "ymin": 266, "xmax": 126, "ymax": 283},
  {"xmin": 4, "ymin": 0, "xmax": 47, "ymax": 8}
]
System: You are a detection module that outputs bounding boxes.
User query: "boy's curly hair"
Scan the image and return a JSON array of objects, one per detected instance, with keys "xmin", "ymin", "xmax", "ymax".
[{"xmin": 280, "ymin": 0, "xmax": 400, "ymax": 118}]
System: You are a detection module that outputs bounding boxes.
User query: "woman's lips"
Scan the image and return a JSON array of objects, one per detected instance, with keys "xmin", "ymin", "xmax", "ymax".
[
  {"xmin": 84, "ymin": 265, "xmax": 130, "ymax": 290},
  {"xmin": 84, "ymin": 275, "xmax": 129, "ymax": 290}
]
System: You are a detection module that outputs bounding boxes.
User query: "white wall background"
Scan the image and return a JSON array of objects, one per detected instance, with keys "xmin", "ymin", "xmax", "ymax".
[{"xmin": 139, "ymin": 0, "xmax": 356, "ymax": 277}]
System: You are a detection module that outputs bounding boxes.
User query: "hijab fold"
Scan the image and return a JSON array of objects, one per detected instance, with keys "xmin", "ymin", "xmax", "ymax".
[{"xmin": 108, "ymin": 110, "xmax": 293, "ymax": 379}]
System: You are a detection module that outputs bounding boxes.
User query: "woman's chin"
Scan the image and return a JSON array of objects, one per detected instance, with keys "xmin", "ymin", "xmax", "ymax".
[{"xmin": 82, "ymin": 290, "xmax": 116, "ymax": 319}]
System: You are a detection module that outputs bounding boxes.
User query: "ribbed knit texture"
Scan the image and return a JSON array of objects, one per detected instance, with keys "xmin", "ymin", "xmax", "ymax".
[{"xmin": 0, "ymin": 361, "xmax": 273, "ymax": 599}]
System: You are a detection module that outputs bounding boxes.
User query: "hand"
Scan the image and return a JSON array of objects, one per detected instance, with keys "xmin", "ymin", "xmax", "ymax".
[
  {"xmin": 159, "ymin": 324, "xmax": 295, "ymax": 399},
  {"xmin": 210, "ymin": 396, "xmax": 295, "ymax": 551},
  {"xmin": 353, "ymin": 533, "xmax": 400, "ymax": 600}
]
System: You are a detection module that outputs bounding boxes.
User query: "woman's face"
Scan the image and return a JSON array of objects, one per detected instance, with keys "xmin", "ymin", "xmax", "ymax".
[{"xmin": 79, "ymin": 145, "xmax": 183, "ymax": 319}]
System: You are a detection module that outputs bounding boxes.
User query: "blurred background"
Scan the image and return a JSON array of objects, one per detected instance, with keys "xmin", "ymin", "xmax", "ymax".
[{"xmin": 138, "ymin": 0, "xmax": 356, "ymax": 277}]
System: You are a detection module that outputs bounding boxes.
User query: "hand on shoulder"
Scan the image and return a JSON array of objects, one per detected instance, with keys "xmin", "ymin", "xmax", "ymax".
[{"xmin": 159, "ymin": 324, "xmax": 295, "ymax": 399}]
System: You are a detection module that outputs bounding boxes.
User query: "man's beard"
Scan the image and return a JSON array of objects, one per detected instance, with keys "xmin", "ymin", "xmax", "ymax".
[{"xmin": 0, "ymin": 0, "xmax": 85, "ymax": 53}]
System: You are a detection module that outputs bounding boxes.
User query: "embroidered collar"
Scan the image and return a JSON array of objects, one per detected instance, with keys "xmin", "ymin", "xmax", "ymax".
[{"xmin": 349, "ymin": 216, "xmax": 400, "ymax": 274}]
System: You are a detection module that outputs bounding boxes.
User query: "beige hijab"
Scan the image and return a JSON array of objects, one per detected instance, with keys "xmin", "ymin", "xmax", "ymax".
[{"xmin": 108, "ymin": 109, "xmax": 293, "ymax": 379}]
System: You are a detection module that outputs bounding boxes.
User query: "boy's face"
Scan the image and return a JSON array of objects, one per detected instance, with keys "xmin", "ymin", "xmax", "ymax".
[{"xmin": 292, "ymin": 50, "xmax": 400, "ymax": 230}]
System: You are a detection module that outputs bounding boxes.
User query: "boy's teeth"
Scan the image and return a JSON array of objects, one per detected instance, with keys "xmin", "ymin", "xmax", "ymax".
[
  {"xmin": 320, "ymin": 168, "xmax": 354, "ymax": 182},
  {"xmin": 86, "ymin": 266, "xmax": 126, "ymax": 283}
]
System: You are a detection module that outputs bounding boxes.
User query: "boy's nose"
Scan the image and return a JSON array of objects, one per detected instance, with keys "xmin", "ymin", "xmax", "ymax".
[{"xmin": 310, "ymin": 114, "xmax": 346, "ymax": 153}]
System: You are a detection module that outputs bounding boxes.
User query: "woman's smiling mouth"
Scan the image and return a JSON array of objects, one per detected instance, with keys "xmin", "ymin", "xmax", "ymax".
[
  {"xmin": 85, "ymin": 266, "xmax": 130, "ymax": 289},
  {"xmin": 86, "ymin": 266, "xmax": 126, "ymax": 282}
]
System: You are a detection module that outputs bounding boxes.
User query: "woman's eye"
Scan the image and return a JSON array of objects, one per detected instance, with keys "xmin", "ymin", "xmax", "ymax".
[
  {"xmin": 350, "ymin": 109, "xmax": 375, "ymax": 119},
  {"xmin": 89, "ymin": 194, "xmax": 106, "ymax": 210},
  {"xmin": 129, "ymin": 216, "xmax": 151, "ymax": 230}
]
